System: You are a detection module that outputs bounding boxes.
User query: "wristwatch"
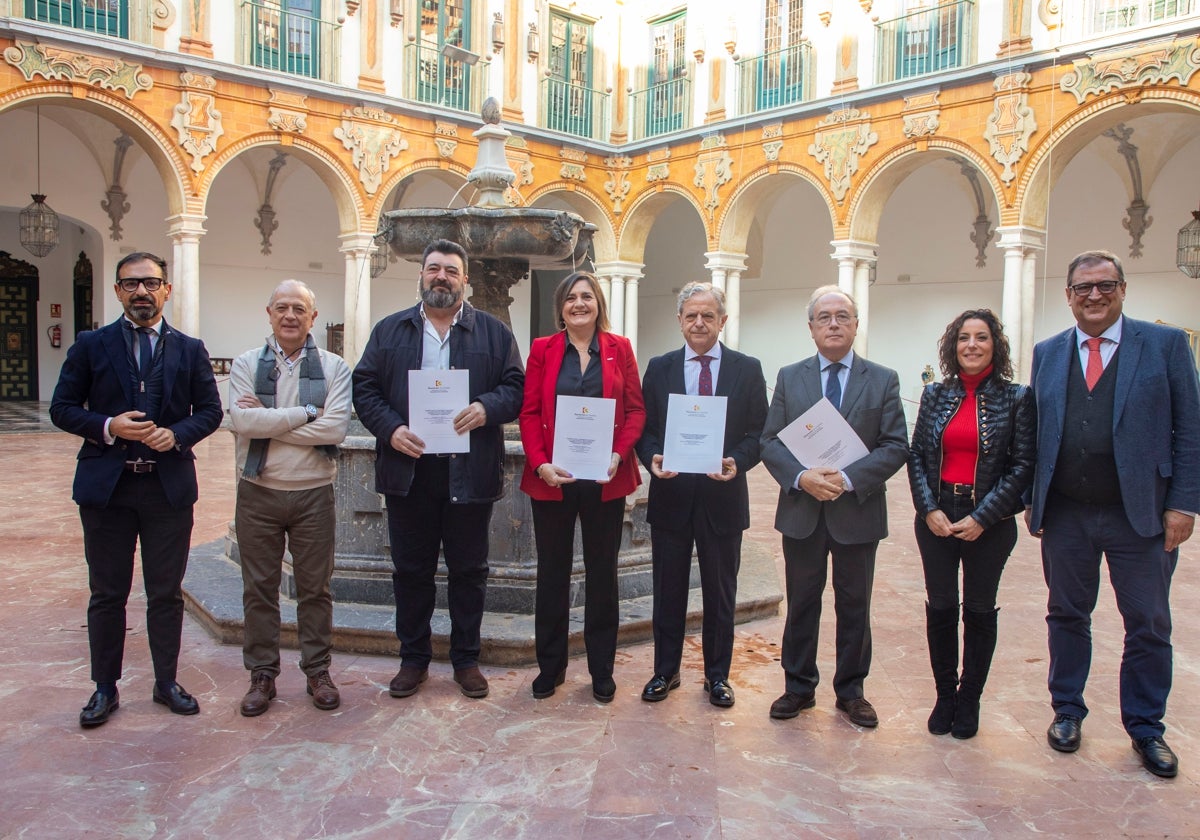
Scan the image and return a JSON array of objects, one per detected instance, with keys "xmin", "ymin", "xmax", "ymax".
[{"xmin": 304, "ymin": 404, "xmax": 318, "ymax": 423}]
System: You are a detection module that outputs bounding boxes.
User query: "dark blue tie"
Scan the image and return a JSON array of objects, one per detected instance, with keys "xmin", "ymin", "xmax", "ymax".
[
  {"xmin": 137, "ymin": 327, "xmax": 154, "ymax": 381},
  {"xmin": 825, "ymin": 362, "xmax": 843, "ymax": 410}
]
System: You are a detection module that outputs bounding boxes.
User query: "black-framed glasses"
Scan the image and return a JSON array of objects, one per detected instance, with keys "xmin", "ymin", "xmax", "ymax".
[
  {"xmin": 1067, "ymin": 280, "xmax": 1121, "ymax": 297},
  {"xmin": 118, "ymin": 276, "xmax": 166, "ymax": 292}
]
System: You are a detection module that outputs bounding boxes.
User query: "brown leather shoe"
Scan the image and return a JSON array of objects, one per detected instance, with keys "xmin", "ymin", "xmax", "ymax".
[
  {"xmin": 454, "ymin": 666, "xmax": 489, "ymax": 698},
  {"xmin": 388, "ymin": 665, "xmax": 428, "ymax": 698},
  {"xmin": 240, "ymin": 672, "xmax": 276, "ymax": 717},
  {"xmin": 307, "ymin": 670, "xmax": 340, "ymax": 710}
]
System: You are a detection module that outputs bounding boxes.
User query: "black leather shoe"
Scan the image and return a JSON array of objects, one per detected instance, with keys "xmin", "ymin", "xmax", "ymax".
[
  {"xmin": 79, "ymin": 689, "xmax": 119, "ymax": 728},
  {"xmin": 152, "ymin": 682, "xmax": 200, "ymax": 716},
  {"xmin": 1133, "ymin": 736, "xmax": 1178, "ymax": 778},
  {"xmin": 705, "ymin": 679, "xmax": 735, "ymax": 708},
  {"xmin": 1047, "ymin": 713, "xmax": 1082, "ymax": 753},
  {"xmin": 641, "ymin": 673, "xmax": 680, "ymax": 702},
  {"xmin": 836, "ymin": 696, "xmax": 879, "ymax": 727},
  {"xmin": 769, "ymin": 691, "xmax": 815, "ymax": 720},
  {"xmin": 592, "ymin": 676, "xmax": 616, "ymax": 703},
  {"xmin": 531, "ymin": 671, "xmax": 565, "ymax": 699}
]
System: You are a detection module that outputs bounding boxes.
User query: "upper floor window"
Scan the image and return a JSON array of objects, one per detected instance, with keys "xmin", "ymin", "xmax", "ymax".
[
  {"xmin": 243, "ymin": 0, "xmax": 340, "ymax": 81},
  {"xmin": 1085, "ymin": 0, "xmax": 1197, "ymax": 34},
  {"xmin": 26, "ymin": 0, "xmax": 128, "ymax": 38},
  {"xmin": 632, "ymin": 11, "xmax": 689, "ymax": 138},
  {"xmin": 544, "ymin": 11, "xmax": 606, "ymax": 139},
  {"xmin": 740, "ymin": 0, "xmax": 810, "ymax": 111},
  {"xmin": 875, "ymin": 0, "xmax": 974, "ymax": 83},
  {"xmin": 407, "ymin": 0, "xmax": 478, "ymax": 111}
]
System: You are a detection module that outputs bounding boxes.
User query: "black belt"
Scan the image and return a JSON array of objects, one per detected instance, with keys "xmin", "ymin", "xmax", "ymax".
[
  {"xmin": 125, "ymin": 461, "xmax": 156, "ymax": 473},
  {"xmin": 940, "ymin": 480, "xmax": 973, "ymax": 497}
]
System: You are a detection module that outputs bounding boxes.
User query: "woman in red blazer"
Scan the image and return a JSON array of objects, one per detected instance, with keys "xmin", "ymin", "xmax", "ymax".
[{"xmin": 519, "ymin": 271, "xmax": 645, "ymax": 702}]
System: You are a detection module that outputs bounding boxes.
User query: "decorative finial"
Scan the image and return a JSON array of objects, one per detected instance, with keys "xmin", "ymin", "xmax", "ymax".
[{"xmin": 481, "ymin": 97, "xmax": 502, "ymax": 125}]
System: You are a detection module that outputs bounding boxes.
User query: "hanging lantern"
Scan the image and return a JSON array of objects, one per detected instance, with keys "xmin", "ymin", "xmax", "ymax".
[
  {"xmin": 369, "ymin": 238, "xmax": 389, "ymax": 278},
  {"xmin": 1177, "ymin": 204, "xmax": 1200, "ymax": 278},
  {"xmin": 19, "ymin": 107, "xmax": 60, "ymax": 258}
]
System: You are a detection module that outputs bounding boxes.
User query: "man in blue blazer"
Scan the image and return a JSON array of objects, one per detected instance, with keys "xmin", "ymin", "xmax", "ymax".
[
  {"xmin": 1028, "ymin": 250, "xmax": 1199, "ymax": 778},
  {"xmin": 50, "ymin": 252, "xmax": 223, "ymax": 728},
  {"xmin": 636, "ymin": 283, "xmax": 768, "ymax": 708},
  {"xmin": 761, "ymin": 286, "xmax": 909, "ymax": 727}
]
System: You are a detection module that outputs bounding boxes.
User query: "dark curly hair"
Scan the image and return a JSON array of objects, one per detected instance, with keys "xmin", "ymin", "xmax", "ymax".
[{"xmin": 937, "ymin": 309, "xmax": 1013, "ymax": 383}]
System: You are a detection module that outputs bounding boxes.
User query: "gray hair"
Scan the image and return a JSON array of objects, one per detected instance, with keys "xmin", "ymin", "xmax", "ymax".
[
  {"xmin": 269, "ymin": 279, "xmax": 317, "ymax": 309},
  {"xmin": 1067, "ymin": 249, "xmax": 1125, "ymax": 286},
  {"xmin": 676, "ymin": 281, "xmax": 726, "ymax": 316},
  {"xmin": 806, "ymin": 284, "xmax": 857, "ymax": 321}
]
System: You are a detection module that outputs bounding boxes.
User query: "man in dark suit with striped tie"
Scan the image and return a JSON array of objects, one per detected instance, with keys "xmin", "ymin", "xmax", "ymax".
[
  {"xmin": 636, "ymin": 282, "xmax": 768, "ymax": 708},
  {"xmin": 51, "ymin": 252, "xmax": 223, "ymax": 728}
]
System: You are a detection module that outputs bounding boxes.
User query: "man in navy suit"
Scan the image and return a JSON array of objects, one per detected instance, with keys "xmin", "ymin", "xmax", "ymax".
[
  {"xmin": 51, "ymin": 252, "xmax": 223, "ymax": 728},
  {"xmin": 1027, "ymin": 250, "xmax": 1200, "ymax": 778},
  {"xmin": 760, "ymin": 285, "xmax": 908, "ymax": 727},
  {"xmin": 636, "ymin": 282, "xmax": 768, "ymax": 708}
]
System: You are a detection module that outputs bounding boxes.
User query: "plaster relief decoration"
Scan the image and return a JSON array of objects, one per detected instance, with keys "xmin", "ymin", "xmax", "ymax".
[
  {"xmin": 603, "ymin": 156, "xmax": 632, "ymax": 214},
  {"xmin": 983, "ymin": 71, "xmax": 1035, "ymax": 186},
  {"xmin": 4, "ymin": 41, "xmax": 153, "ymax": 99},
  {"xmin": 434, "ymin": 121, "xmax": 458, "ymax": 158},
  {"xmin": 504, "ymin": 136, "xmax": 534, "ymax": 205},
  {"xmin": 1059, "ymin": 37, "xmax": 1200, "ymax": 104},
  {"xmin": 101, "ymin": 133, "xmax": 135, "ymax": 241},
  {"xmin": 959, "ymin": 161, "xmax": 994, "ymax": 267},
  {"xmin": 694, "ymin": 134, "xmax": 733, "ymax": 217},
  {"xmin": 560, "ymin": 147, "xmax": 588, "ymax": 182},
  {"xmin": 152, "ymin": 0, "xmax": 177, "ymax": 41},
  {"xmin": 761, "ymin": 123, "xmax": 784, "ymax": 162},
  {"xmin": 1103, "ymin": 123, "xmax": 1152, "ymax": 258},
  {"xmin": 646, "ymin": 148, "xmax": 671, "ymax": 183},
  {"xmin": 170, "ymin": 73, "xmax": 223, "ymax": 174},
  {"xmin": 254, "ymin": 152, "xmax": 288, "ymax": 255},
  {"xmin": 333, "ymin": 106, "xmax": 408, "ymax": 195},
  {"xmin": 807, "ymin": 108, "xmax": 878, "ymax": 202},
  {"xmin": 902, "ymin": 90, "xmax": 941, "ymax": 139},
  {"xmin": 267, "ymin": 88, "xmax": 308, "ymax": 134}
]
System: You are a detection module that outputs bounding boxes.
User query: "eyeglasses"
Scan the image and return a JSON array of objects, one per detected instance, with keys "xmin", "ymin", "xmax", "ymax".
[
  {"xmin": 118, "ymin": 276, "xmax": 166, "ymax": 292},
  {"xmin": 812, "ymin": 312, "xmax": 855, "ymax": 326},
  {"xmin": 1067, "ymin": 280, "xmax": 1121, "ymax": 297}
]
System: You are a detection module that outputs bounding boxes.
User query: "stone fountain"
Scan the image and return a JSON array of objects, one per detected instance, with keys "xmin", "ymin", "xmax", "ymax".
[{"xmin": 182, "ymin": 100, "xmax": 781, "ymax": 665}]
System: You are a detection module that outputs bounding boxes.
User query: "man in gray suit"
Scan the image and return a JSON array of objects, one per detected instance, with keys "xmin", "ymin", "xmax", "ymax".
[
  {"xmin": 1027, "ymin": 250, "xmax": 1200, "ymax": 778},
  {"xmin": 761, "ymin": 285, "xmax": 908, "ymax": 726}
]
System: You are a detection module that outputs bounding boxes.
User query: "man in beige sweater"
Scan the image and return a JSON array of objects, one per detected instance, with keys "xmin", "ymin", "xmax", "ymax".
[{"xmin": 228, "ymin": 280, "xmax": 352, "ymax": 716}]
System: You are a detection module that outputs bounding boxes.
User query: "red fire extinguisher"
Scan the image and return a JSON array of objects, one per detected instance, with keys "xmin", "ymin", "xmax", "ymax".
[{"xmin": 47, "ymin": 323, "xmax": 61, "ymax": 348}]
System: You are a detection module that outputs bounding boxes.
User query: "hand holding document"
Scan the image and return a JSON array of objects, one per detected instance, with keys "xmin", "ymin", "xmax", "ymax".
[
  {"xmin": 408, "ymin": 369, "xmax": 470, "ymax": 454},
  {"xmin": 551, "ymin": 395, "xmax": 616, "ymax": 481},
  {"xmin": 776, "ymin": 397, "xmax": 869, "ymax": 470},
  {"xmin": 662, "ymin": 394, "xmax": 727, "ymax": 475}
]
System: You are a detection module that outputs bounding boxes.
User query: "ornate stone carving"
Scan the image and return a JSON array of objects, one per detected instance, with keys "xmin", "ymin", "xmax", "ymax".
[
  {"xmin": 646, "ymin": 148, "xmax": 671, "ymax": 183},
  {"xmin": 3, "ymin": 41, "xmax": 153, "ymax": 99},
  {"xmin": 902, "ymin": 91, "xmax": 941, "ymax": 139},
  {"xmin": 171, "ymin": 76, "xmax": 224, "ymax": 174},
  {"xmin": 267, "ymin": 89, "xmax": 308, "ymax": 134},
  {"xmin": 1059, "ymin": 37, "xmax": 1200, "ymax": 104},
  {"xmin": 694, "ymin": 135, "xmax": 733, "ymax": 217},
  {"xmin": 504, "ymin": 137, "xmax": 534, "ymax": 206},
  {"xmin": 763, "ymin": 141, "xmax": 784, "ymax": 161},
  {"xmin": 807, "ymin": 108, "xmax": 879, "ymax": 202},
  {"xmin": 333, "ymin": 107, "xmax": 408, "ymax": 195},
  {"xmin": 254, "ymin": 152, "xmax": 288, "ymax": 255},
  {"xmin": 959, "ymin": 162, "xmax": 993, "ymax": 268},
  {"xmin": 983, "ymin": 71, "xmax": 1036, "ymax": 185},
  {"xmin": 603, "ymin": 155, "xmax": 632, "ymax": 214},
  {"xmin": 434, "ymin": 120, "xmax": 458, "ymax": 158},
  {"xmin": 1103, "ymin": 124, "xmax": 1152, "ymax": 258},
  {"xmin": 152, "ymin": 0, "xmax": 177, "ymax": 39},
  {"xmin": 559, "ymin": 147, "xmax": 587, "ymax": 182},
  {"xmin": 100, "ymin": 133, "xmax": 135, "ymax": 241}
]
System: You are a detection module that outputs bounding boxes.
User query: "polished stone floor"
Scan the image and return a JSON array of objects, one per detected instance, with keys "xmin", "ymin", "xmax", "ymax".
[{"xmin": 2, "ymin": 410, "xmax": 1197, "ymax": 838}]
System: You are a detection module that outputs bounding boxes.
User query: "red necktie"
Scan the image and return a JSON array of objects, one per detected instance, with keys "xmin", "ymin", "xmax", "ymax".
[
  {"xmin": 1084, "ymin": 337, "xmax": 1104, "ymax": 391},
  {"xmin": 696, "ymin": 355, "xmax": 713, "ymax": 396}
]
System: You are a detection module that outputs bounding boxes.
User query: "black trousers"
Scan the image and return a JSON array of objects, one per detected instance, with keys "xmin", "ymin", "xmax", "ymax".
[
  {"xmin": 531, "ymin": 482, "xmax": 624, "ymax": 679},
  {"xmin": 385, "ymin": 457, "xmax": 492, "ymax": 670},
  {"xmin": 914, "ymin": 488, "xmax": 1016, "ymax": 613},
  {"xmin": 650, "ymin": 512, "xmax": 742, "ymax": 684},
  {"xmin": 780, "ymin": 508, "xmax": 876, "ymax": 699},
  {"xmin": 79, "ymin": 470, "xmax": 194, "ymax": 684}
]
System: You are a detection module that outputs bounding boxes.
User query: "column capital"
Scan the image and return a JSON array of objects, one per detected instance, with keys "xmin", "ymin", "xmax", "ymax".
[
  {"xmin": 703, "ymin": 251, "xmax": 748, "ymax": 272},
  {"xmin": 339, "ymin": 231, "xmax": 378, "ymax": 254},
  {"xmin": 829, "ymin": 239, "xmax": 878, "ymax": 263},
  {"xmin": 594, "ymin": 260, "xmax": 644, "ymax": 280},
  {"xmin": 995, "ymin": 226, "xmax": 1046, "ymax": 252},
  {"xmin": 165, "ymin": 213, "xmax": 207, "ymax": 237}
]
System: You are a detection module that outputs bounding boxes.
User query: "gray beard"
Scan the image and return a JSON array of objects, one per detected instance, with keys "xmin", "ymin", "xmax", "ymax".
[{"xmin": 421, "ymin": 285, "xmax": 461, "ymax": 309}]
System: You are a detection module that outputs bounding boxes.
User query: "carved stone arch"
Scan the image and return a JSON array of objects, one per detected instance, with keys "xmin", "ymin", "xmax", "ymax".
[
  {"xmin": 197, "ymin": 133, "xmax": 363, "ymax": 235},
  {"xmin": 617, "ymin": 185, "xmax": 708, "ymax": 261},
  {"xmin": 0, "ymin": 85, "xmax": 190, "ymax": 217},
  {"xmin": 1015, "ymin": 89, "xmax": 1200, "ymax": 230},
  {"xmin": 373, "ymin": 160, "xmax": 473, "ymax": 217},
  {"xmin": 526, "ymin": 184, "xmax": 616, "ymax": 264},
  {"xmin": 844, "ymin": 139, "xmax": 1006, "ymax": 243},
  {"xmin": 716, "ymin": 165, "xmax": 837, "ymax": 254}
]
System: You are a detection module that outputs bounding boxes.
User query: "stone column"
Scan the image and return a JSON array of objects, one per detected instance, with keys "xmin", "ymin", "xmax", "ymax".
[
  {"xmin": 608, "ymin": 276, "xmax": 626, "ymax": 335},
  {"xmin": 340, "ymin": 232, "xmax": 375, "ymax": 368},
  {"xmin": 704, "ymin": 251, "xmax": 747, "ymax": 349},
  {"xmin": 166, "ymin": 213, "xmax": 206, "ymax": 336},
  {"xmin": 996, "ymin": 226, "xmax": 1046, "ymax": 382},
  {"xmin": 624, "ymin": 273, "xmax": 641, "ymax": 357},
  {"xmin": 595, "ymin": 260, "xmax": 643, "ymax": 338},
  {"xmin": 829, "ymin": 240, "xmax": 876, "ymax": 356}
]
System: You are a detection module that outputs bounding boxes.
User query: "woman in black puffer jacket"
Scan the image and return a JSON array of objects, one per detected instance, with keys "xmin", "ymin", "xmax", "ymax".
[{"xmin": 908, "ymin": 309, "xmax": 1035, "ymax": 740}]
